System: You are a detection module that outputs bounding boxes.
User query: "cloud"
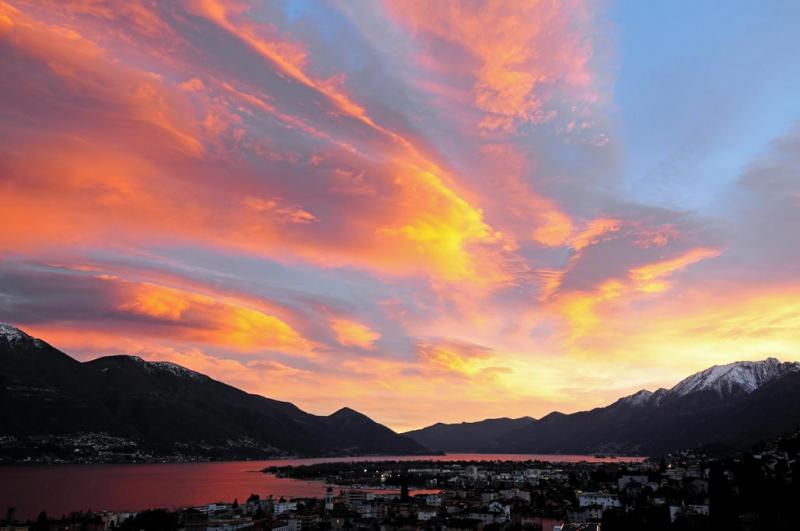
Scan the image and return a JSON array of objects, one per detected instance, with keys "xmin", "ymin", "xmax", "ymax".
[
  {"xmin": 385, "ymin": 0, "xmax": 599, "ymax": 134},
  {"xmin": 329, "ymin": 317, "xmax": 382, "ymax": 350},
  {"xmin": 1, "ymin": 1, "xmax": 798, "ymax": 432},
  {"xmin": 730, "ymin": 122, "xmax": 800, "ymax": 276},
  {"xmin": 0, "ymin": 263, "xmax": 313, "ymax": 355},
  {"xmin": 416, "ymin": 338, "xmax": 510, "ymax": 380},
  {"xmin": 628, "ymin": 247, "xmax": 721, "ymax": 293},
  {"xmin": 242, "ymin": 196, "xmax": 318, "ymax": 224},
  {"xmin": 0, "ymin": 0, "xmax": 515, "ymax": 288}
]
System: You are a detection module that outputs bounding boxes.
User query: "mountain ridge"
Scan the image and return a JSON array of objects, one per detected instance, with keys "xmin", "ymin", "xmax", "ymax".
[
  {"xmin": 405, "ymin": 357, "xmax": 800, "ymax": 455},
  {"xmin": 4, "ymin": 323, "xmax": 800, "ymax": 460},
  {"xmin": 669, "ymin": 357, "xmax": 799, "ymax": 396},
  {"xmin": 0, "ymin": 323, "xmax": 429, "ymax": 462}
]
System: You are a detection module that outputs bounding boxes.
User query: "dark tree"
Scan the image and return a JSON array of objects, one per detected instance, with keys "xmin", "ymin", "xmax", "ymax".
[
  {"xmin": 32, "ymin": 511, "xmax": 48, "ymax": 531},
  {"xmin": 400, "ymin": 474, "xmax": 409, "ymax": 501},
  {"xmin": 118, "ymin": 509, "xmax": 178, "ymax": 531}
]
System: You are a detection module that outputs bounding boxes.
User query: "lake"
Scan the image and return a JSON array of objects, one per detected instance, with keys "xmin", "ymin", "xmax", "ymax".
[{"xmin": 0, "ymin": 454, "xmax": 645, "ymax": 520}]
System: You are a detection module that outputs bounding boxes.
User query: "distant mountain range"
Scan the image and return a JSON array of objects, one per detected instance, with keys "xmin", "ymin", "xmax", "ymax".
[
  {"xmin": 3, "ymin": 323, "xmax": 800, "ymax": 462},
  {"xmin": 403, "ymin": 416, "xmax": 537, "ymax": 453},
  {"xmin": 404, "ymin": 358, "xmax": 800, "ymax": 455},
  {"xmin": 0, "ymin": 324, "xmax": 427, "ymax": 462}
]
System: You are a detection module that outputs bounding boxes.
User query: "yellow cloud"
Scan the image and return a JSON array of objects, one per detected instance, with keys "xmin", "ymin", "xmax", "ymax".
[{"xmin": 330, "ymin": 318, "xmax": 382, "ymax": 349}]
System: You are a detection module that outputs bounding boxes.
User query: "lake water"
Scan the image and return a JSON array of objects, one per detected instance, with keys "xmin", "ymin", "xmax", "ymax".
[{"xmin": 0, "ymin": 454, "xmax": 645, "ymax": 520}]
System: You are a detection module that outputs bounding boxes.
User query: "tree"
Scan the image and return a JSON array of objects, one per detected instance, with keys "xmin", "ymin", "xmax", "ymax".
[
  {"xmin": 32, "ymin": 511, "xmax": 48, "ymax": 531},
  {"xmin": 400, "ymin": 474, "xmax": 409, "ymax": 501}
]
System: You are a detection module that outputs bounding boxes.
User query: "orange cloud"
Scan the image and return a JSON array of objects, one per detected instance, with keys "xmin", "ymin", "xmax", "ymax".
[
  {"xmin": 478, "ymin": 143, "xmax": 574, "ymax": 247},
  {"xmin": 629, "ymin": 247, "xmax": 721, "ymax": 293},
  {"xmin": 534, "ymin": 218, "xmax": 709, "ymax": 300},
  {"xmin": 243, "ymin": 196, "xmax": 318, "ymax": 224},
  {"xmin": 0, "ymin": 3, "xmax": 203, "ymax": 156},
  {"xmin": 551, "ymin": 246, "xmax": 722, "ymax": 341},
  {"xmin": 0, "ymin": 261, "xmax": 314, "ymax": 358},
  {"xmin": 386, "ymin": 0, "xmax": 597, "ymax": 133},
  {"xmin": 5, "ymin": 0, "xmax": 798, "ymax": 435},
  {"xmin": 570, "ymin": 217, "xmax": 623, "ymax": 251},
  {"xmin": 553, "ymin": 278, "xmax": 626, "ymax": 340},
  {"xmin": 0, "ymin": 1, "xmax": 517, "ymax": 292},
  {"xmin": 330, "ymin": 318, "xmax": 382, "ymax": 349},
  {"xmin": 190, "ymin": 0, "xmax": 376, "ymax": 132},
  {"xmin": 416, "ymin": 339, "xmax": 499, "ymax": 377},
  {"xmin": 376, "ymin": 170, "xmax": 505, "ymax": 283},
  {"xmin": 117, "ymin": 282, "xmax": 313, "ymax": 354}
]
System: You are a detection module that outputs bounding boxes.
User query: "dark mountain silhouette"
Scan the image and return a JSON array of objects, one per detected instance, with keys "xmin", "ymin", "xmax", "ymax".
[
  {"xmin": 0, "ymin": 323, "xmax": 427, "ymax": 460},
  {"xmin": 5, "ymin": 322, "xmax": 800, "ymax": 459},
  {"xmin": 404, "ymin": 417, "xmax": 536, "ymax": 452},
  {"xmin": 405, "ymin": 358, "xmax": 800, "ymax": 455}
]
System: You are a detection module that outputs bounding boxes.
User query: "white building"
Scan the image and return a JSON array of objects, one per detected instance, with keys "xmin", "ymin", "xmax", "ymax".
[
  {"xmin": 567, "ymin": 507, "xmax": 604, "ymax": 523},
  {"xmin": 425, "ymin": 494, "xmax": 443, "ymax": 507},
  {"xmin": 273, "ymin": 500, "xmax": 298, "ymax": 515},
  {"xmin": 576, "ymin": 491, "xmax": 622, "ymax": 509},
  {"xmin": 356, "ymin": 504, "xmax": 380, "ymax": 519}
]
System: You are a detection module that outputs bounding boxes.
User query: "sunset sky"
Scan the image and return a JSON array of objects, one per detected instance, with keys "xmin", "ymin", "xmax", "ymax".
[{"xmin": 2, "ymin": 0, "xmax": 800, "ymax": 431}]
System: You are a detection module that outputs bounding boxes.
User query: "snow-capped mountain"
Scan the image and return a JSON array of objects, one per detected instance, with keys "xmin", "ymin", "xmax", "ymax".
[
  {"xmin": 615, "ymin": 358, "xmax": 800, "ymax": 409},
  {"xmin": 1, "ymin": 322, "xmax": 29, "ymax": 342},
  {"xmin": 408, "ymin": 356, "xmax": 800, "ymax": 455},
  {"xmin": 149, "ymin": 360, "xmax": 206, "ymax": 380},
  {"xmin": 669, "ymin": 357, "xmax": 800, "ymax": 397},
  {"xmin": 1, "ymin": 323, "xmax": 428, "ymax": 461},
  {"xmin": 0, "ymin": 322, "xmax": 44, "ymax": 349},
  {"xmin": 617, "ymin": 389, "xmax": 655, "ymax": 407}
]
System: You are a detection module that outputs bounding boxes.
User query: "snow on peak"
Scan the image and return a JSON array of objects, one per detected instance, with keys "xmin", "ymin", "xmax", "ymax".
[
  {"xmin": 0, "ymin": 323, "xmax": 45, "ymax": 348},
  {"xmin": 619, "ymin": 389, "xmax": 653, "ymax": 407},
  {"xmin": 149, "ymin": 361, "xmax": 203, "ymax": 380},
  {"xmin": 670, "ymin": 357, "xmax": 800, "ymax": 397},
  {"xmin": 0, "ymin": 322, "xmax": 25, "ymax": 341},
  {"xmin": 105, "ymin": 356, "xmax": 204, "ymax": 379}
]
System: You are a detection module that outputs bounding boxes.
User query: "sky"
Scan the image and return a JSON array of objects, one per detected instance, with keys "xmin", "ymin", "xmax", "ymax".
[{"xmin": 1, "ymin": 0, "xmax": 799, "ymax": 432}]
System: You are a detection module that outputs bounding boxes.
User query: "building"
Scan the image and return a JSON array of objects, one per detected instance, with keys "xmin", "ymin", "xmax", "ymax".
[
  {"xmin": 669, "ymin": 503, "xmax": 710, "ymax": 523},
  {"xmin": 618, "ymin": 474, "xmax": 649, "ymax": 489},
  {"xmin": 425, "ymin": 494, "xmax": 443, "ymax": 507},
  {"xmin": 467, "ymin": 501, "xmax": 510, "ymax": 524},
  {"xmin": 343, "ymin": 489, "xmax": 368, "ymax": 508},
  {"xmin": 567, "ymin": 507, "xmax": 603, "ymax": 523},
  {"xmin": 274, "ymin": 499, "xmax": 298, "ymax": 516},
  {"xmin": 576, "ymin": 491, "xmax": 621, "ymax": 509},
  {"xmin": 555, "ymin": 524, "xmax": 600, "ymax": 531}
]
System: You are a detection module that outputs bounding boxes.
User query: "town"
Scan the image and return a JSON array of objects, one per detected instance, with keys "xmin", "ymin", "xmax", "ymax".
[{"xmin": 2, "ymin": 430, "xmax": 798, "ymax": 531}]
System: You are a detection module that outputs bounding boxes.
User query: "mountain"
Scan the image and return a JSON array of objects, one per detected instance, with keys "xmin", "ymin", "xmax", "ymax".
[
  {"xmin": 405, "ymin": 358, "xmax": 800, "ymax": 456},
  {"xmin": 320, "ymin": 407, "xmax": 424, "ymax": 454},
  {"xmin": 403, "ymin": 417, "xmax": 537, "ymax": 452},
  {"xmin": 0, "ymin": 324, "xmax": 428, "ymax": 462},
  {"xmin": 669, "ymin": 357, "xmax": 799, "ymax": 397},
  {"xmin": 5, "ymin": 322, "xmax": 799, "ymax": 460}
]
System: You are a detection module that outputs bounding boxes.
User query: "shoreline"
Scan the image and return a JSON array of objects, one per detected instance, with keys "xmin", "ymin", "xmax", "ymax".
[{"xmin": 1, "ymin": 452, "xmax": 648, "ymax": 467}]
